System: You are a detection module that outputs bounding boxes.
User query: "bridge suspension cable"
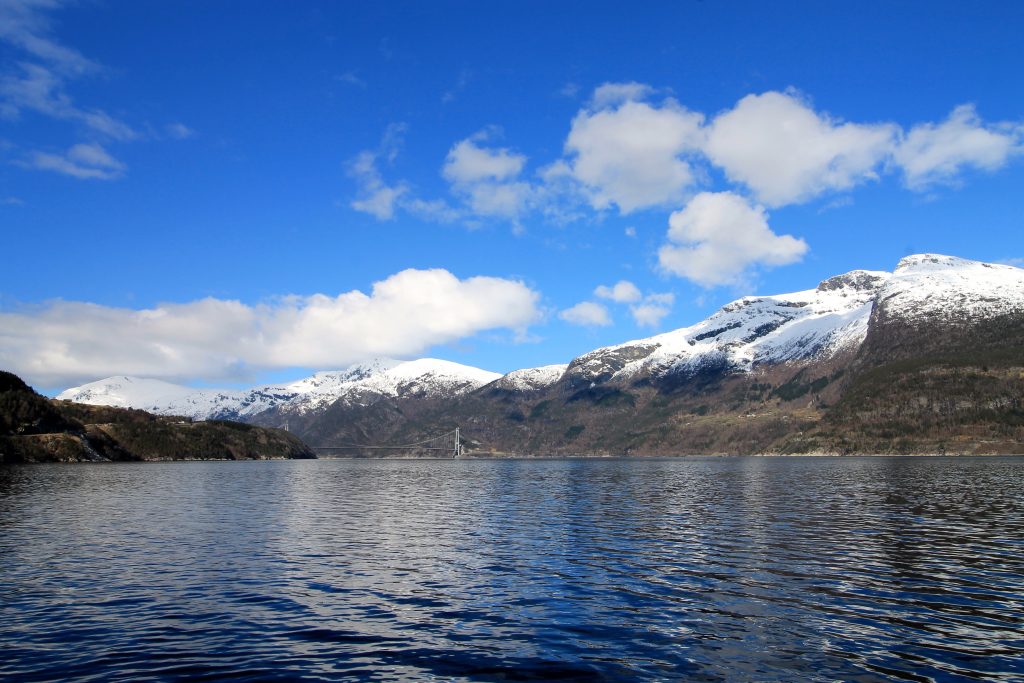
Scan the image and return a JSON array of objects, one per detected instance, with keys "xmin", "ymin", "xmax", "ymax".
[{"xmin": 311, "ymin": 427, "xmax": 462, "ymax": 458}]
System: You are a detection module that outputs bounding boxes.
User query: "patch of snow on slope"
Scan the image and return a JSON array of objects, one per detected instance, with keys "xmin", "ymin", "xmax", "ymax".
[{"xmin": 494, "ymin": 364, "xmax": 568, "ymax": 391}]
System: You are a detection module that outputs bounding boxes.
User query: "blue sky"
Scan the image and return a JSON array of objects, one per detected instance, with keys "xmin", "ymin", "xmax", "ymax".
[{"xmin": 1, "ymin": 0, "xmax": 1022, "ymax": 392}]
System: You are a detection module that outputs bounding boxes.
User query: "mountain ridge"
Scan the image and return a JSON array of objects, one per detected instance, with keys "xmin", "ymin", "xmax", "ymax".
[
  {"xmin": 53, "ymin": 254, "xmax": 1024, "ymax": 455},
  {"xmin": 0, "ymin": 371, "xmax": 314, "ymax": 463}
]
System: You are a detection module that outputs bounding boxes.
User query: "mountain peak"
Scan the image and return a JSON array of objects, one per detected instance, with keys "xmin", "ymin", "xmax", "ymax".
[
  {"xmin": 877, "ymin": 253, "xmax": 1024, "ymax": 322},
  {"xmin": 816, "ymin": 270, "xmax": 890, "ymax": 293},
  {"xmin": 894, "ymin": 253, "xmax": 987, "ymax": 274}
]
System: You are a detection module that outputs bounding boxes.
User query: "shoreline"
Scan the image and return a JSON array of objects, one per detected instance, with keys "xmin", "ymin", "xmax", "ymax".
[{"xmin": 6, "ymin": 452, "xmax": 1019, "ymax": 464}]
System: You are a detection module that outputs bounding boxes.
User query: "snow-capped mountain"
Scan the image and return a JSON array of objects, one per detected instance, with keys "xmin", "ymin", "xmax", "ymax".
[
  {"xmin": 564, "ymin": 255, "xmax": 1024, "ymax": 389},
  {"xmin": 278, "ymin": 358, "xmax": 500, "ymax": 415},
  {"xmin": 421, "ymin": 252, "xmax": 1022, "ymax": 456},
  {"xmin": 566, "ymin": 269, "xmax": 890, "ymax": 386},
  {"xmin": 56, "ymin": 376, "xmax": 201, "ymax": 411},
  {"xmin": 57, "ymin": 254, "xmax": 1024, "ymax": 448},
  {"xmin": 58, "ymin": 358, "xmax": 501, "ymax": 421},
  {"xmin": 53, "ymin": 375, "xmax": 271, "ymax": 420},
  {"xmin": 874, "ymin": 254, "xmax": 1024, "ymax": 322}
]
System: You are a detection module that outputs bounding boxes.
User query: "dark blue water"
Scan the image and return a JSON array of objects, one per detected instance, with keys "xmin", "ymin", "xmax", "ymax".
[{"xmin": 1, "ymin": 457, "xmax": 1023, "ymax": 682}]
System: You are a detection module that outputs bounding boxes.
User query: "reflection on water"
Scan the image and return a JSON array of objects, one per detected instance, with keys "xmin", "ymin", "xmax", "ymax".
[{"xmin": 1, "ymin": 457, "xmax": 1023, "ymax": 681}]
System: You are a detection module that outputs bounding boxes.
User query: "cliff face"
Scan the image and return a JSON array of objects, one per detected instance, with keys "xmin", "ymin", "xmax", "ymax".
[{"xmin": 0, "ymin": 371, "xmax": 315, "ymax": 463}]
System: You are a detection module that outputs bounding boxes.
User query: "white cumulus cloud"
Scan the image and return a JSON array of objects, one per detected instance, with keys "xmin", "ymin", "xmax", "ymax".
[
  {"xmin": 591, "ymin": 281, "xmax": 674, "ymax": 327},
  {"xmin": 893, "ymin": 104, "xmax": 1023, "ymax": 189},
  {"xmin": 559, "ymin": 301, "xmax": 612, "ymax": 327},
  {"xmin": 703, "ymin": 91, "xmax": 897, "ymax": 207},
  {"xmin": 658, "ymin": 192, "xmax": 808, "ymax": 287},
  {"xmin": 443, "ymin": 136, "xmax": 526, "ymax": 184},
  {"xmin": 630, "ymin": 292, "xmax": 674, "ymax": 328},
  {"xmin": 0, "ymin": 268, "xmax": 542, "ymax": 388},
  {"xmin": 594, "ymin": 280, "xmax": 642, "ymax": 303},
  {"xmin": 442, "ymin": 133, "xmax": 533, "ymax": 221},
  {"xmin": 564, "ymin": 84, "xmax": 705, "ymax": 213}
]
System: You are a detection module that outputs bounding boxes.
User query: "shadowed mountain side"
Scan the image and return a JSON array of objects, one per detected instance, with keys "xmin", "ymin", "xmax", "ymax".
[
  {"xmin": 0, "ymin": 372, "xmax": 315, "ymax": 463},
  {"xmin": 781, "ymin": 306, "xmax": 1024, "ymax": 455},
  {"xmin": 248, "ymin": 394, "xmax": 446, "ymax": 458}
]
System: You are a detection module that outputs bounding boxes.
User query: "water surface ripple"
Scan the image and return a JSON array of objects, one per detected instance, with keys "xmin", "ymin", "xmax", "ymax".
[{"xmin": 1, "ymin": 457, "xmax": 1023, "ymax": 681}]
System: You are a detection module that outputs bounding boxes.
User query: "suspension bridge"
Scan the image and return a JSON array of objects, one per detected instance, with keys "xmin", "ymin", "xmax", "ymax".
[{"xmin": 310, "ymin": 427, "xmax": 463, "ymax": 458}]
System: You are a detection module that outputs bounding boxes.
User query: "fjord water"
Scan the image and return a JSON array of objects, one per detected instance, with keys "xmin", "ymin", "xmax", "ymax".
[{"xmin": 1, "ymin": 458, "xmax": 1022, "ymax": 682}]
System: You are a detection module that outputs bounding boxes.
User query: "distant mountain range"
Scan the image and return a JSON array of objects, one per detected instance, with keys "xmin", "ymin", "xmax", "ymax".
[
  {"xmin": 59, "ymin": 358, "xmax": 500, "ymax": 422},
  {"xmin": 57, "ymin": 254, "xmax": 1024, "ymax": 455}
]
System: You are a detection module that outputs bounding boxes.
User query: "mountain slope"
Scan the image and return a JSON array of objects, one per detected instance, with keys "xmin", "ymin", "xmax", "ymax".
[
  {"xmin": 53, "ymin": 254, "xmax": 1024, "ymax": 456},
  {"xmin": 1, "ymin": 371, "xmax": 314, "ymax": 463},
  {"xmin": 787, "ymin": 255, "xmax": 1024, "ymax": 454},
  {"xmin": 291, "ymin": 254, "xmax": 1022, "ymax": 456},
  {"xmin": 564, "ymin": 269, "xmax": 888, "ymax": 390}
]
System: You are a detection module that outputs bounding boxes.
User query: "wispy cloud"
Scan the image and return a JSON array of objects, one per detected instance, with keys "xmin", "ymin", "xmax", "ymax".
[
  {"xmin": 0, "ymin": 0, "xmax": 97, "ymax": 76},
  {"xmin": 165, "ymin": 122, "xmax": 195, "ymax": 140},
  {"xmin": 348, "ymin": 124, "xmax": 411, "ymax": 220},
  {"xmin": 348, "ymin": 151, "xmax": 408, "ymax": 220},
  {"xmin": 22, "ymin": 142, "xmax": 125, "ymax": 180},
  {"xmin": 0, "ymin": 0, "xmax": 195, "ymax": 180},
  {"xmin": 404, "ymin": 197, "xmax": 463, "ymax": 225},
  {"xmin": 351, "ymin": 126, "xmax": 539, "ymax": 229},
  {"xmin": 441, "ymin": 130, "xmax": 533, "ymax": 223},
  {"xmin": 335, "ymin": 70, "xmax": 366, "ymax": 88},
  {"xmin": 441, "ymin": 68, "xmax": 472, "ymax": 104},
  {"xmin": 0, "ymin": 60, "xmax": 139, "ymax": 140},
  {"xmin": 558, "ymin": 82, "xmax": 580, "ymax": 99}
]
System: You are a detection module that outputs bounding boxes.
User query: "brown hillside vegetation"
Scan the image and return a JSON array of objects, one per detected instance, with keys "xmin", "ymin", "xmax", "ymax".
[{"xmin": 0, "ymin": 371, "xmax": 315, "ymax": 463}]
